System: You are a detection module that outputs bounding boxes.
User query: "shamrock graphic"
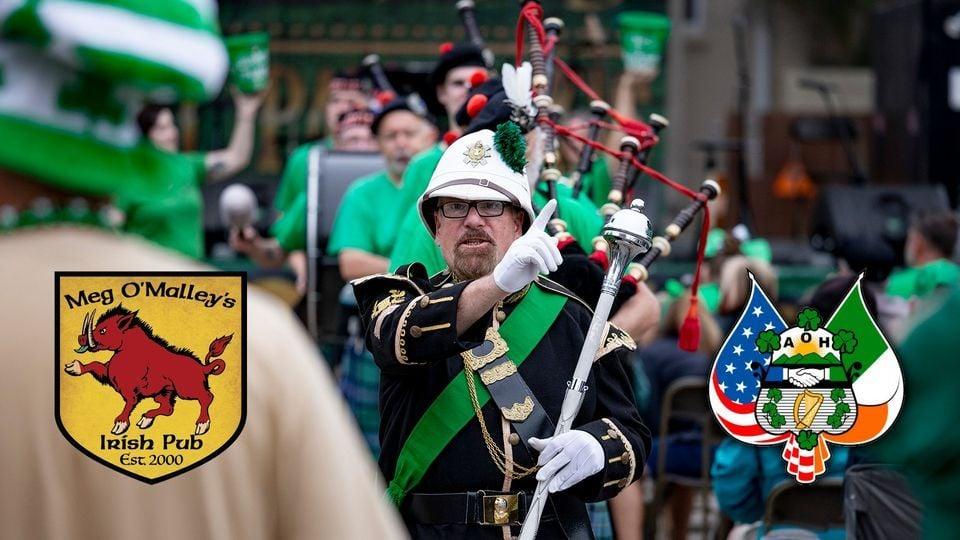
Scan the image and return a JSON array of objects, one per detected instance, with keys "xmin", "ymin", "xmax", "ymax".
[
  {"xmin": 797, "ymin": 307, "xmax": 822, "ymax": 331},
  {"xmin": 756, "ymin": 330, "xmax": 781, "ymax": 354},
  {"xmin": 832, "ymin": 329, "xmax": 858, "ymax": 354}
]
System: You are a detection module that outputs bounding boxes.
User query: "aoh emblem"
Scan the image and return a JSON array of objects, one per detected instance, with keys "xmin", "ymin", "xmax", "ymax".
[{"xmin": 710, "ymin": 273, "xmax": 903, "ymax": 483}]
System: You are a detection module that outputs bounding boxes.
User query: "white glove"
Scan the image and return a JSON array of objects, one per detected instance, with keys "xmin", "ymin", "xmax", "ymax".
[
  {"xmin": 529, "ymin": 429, "xmax": 604, "ymax": 494},
  {"xmin": 493, "ymin": 199, "xmax": 563, "ymax": 293}
]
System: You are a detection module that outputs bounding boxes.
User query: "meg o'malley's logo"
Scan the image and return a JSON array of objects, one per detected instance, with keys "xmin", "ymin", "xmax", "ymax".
[
  {"xmin": 709, "ymin": 273, "xmax": 903, "ymax": 483},
  {"xmin": 56, "ymin": 272, "xmax": 246, "ymax": 484}
]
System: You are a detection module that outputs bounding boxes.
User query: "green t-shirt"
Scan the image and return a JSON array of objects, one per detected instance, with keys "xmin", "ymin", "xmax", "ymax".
[
  {"xmin": 271, "ymin": 137, "xmax": 335, "ymax": 219},
  {"xmin": 389, "ymin": 208, "xmax": 447, "ymax": 274},
  {"xmin": 389, "ymin": 181, "xmax": 603, "ymax": 274},
  {"xmin": 273, "ymin": 142, "xmax": 314, "ymax": 217},
  {"xmin": 705, "ymin": 227, "xmax": 773, "ymax": 263},
  {"xmin": 327, "ymin": 170, "xmax": 405, "ymax": 257},
  {"xmin": 663, "ymin": 279, "xmax": 722, "ymax": 313},
  {"xmin": 398, "ymin": 143, "xmax": 444, "ymax": 207},
  {"xmin": 886, "ymin": 259, "xmax": 960, "ymax": 299},
  {"xmin": 119, "ymin": 150, "xmax": 207, "ymax": 258},
  {"xmin": 272, "ymin": 169, "xmax": 405, "ymax": 255},
  {"xmin": 579, "ymin": 156, "xmax": 612, "ymax": 209},
  {"xmin": 270, "ymin": 191, "xmax": 308, "ymax": 253}
]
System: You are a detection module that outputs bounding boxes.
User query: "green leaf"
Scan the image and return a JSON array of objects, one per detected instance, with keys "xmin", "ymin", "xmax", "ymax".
[
  {"xmin": 797, "ymin": 430, "xmax": 819, "ymax": 450},
  {"xmin": 827, "ymin": 413, "xmax": 844, "ymax": 429},
  {"xmin": 831, "ymin": 388, "xmax": 846, "ymax": 403},
  {"xmin": 797, "ymin": 308, "xmax": 822, "ymax": 331},
  {"xmin": 833, "ymin": 329, "xmax": 858, "ymax": 354},
  {"xmin": 769, "ymin": 413, "xmax": 785, "ymax": 429},
  {"xmin": 835, "ymin": 402, "xmax": 851, "ymax": 415},
  {"xmin": 756, "ymin": 330, "xmax": 781, "ymax": 354},
  {"xmin": 768, "ymin": 388, "xmax": 782, "ymax": 403},
  {"xmin": 763, "ymin": 402, "xmax": 778, "ymax": 415}
]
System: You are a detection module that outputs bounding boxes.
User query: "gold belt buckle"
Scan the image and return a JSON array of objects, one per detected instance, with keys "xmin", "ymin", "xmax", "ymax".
[{"xmin": 481, "ymin": 492, "xmax": 519, "ymax": 526}]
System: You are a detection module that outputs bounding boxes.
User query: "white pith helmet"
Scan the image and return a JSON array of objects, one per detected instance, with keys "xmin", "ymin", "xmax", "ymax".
[{"xmin": 418, "ymin": 126, "xmax": 536, "ymax": 237}]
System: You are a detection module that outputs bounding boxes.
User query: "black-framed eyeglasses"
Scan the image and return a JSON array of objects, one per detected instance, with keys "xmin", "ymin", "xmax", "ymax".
[{"xmin": 438, "ymin": 200, "xmax": 507, "ymax": 219}]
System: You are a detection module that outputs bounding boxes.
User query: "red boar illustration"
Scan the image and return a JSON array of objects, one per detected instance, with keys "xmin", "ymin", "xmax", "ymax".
[{"xmin": 65, "ymin": 306, "xmax": 231, "ymax": 436}]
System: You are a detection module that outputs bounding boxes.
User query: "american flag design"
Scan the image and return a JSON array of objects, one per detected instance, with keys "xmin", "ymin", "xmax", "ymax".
[{"xmin": 708, "ymin": 273, "xmax": 791, "ymax": 445}]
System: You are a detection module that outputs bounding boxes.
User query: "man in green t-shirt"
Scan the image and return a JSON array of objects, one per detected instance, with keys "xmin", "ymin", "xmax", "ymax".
[
  {"xmin": 886, "ymin": 210, "xmax": 960, "ymax": 299},
  {"xmin": 233, "ymin": 98, "xmax": 437, "ymax": 282},
  {"xmin": 326, "ymin": 102, "xmax": 438, "ymax": 280},
  {"xmin": 233, "ymin": 97, "xmax": 436, "ymax": 460},
  {"xmin": 235, "ymin": 107, "xmax": 380, "ymax": 288},
  {"xmin": 272, "ymin": 71, "xmax": 373, "ymax": 225}
]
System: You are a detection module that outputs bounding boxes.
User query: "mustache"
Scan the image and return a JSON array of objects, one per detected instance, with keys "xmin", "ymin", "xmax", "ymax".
[{"xmin": 456, "ymin": 229, "xmax": 494, "ymax": 246}]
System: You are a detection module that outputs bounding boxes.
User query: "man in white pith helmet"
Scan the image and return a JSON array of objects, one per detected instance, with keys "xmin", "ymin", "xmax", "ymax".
[{"xmin": 353, "ymin": 122, "xmax": 651, "ymax": 539}]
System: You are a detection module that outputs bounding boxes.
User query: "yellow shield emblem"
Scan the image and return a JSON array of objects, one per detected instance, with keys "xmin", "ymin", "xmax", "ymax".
[{"xmin": 55, "ymin": 272, "xmax": 246, "ymax": 484}]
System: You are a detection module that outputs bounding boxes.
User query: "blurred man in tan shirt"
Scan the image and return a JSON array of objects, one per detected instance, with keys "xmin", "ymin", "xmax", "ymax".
[{"xmin": 0, "ymin": 2, "xmax": 404, "ymax": 538}]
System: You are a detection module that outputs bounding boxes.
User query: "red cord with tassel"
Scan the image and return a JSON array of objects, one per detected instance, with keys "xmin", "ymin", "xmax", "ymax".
[{"xmin": 678, "ymin": 204, "xmax": 710, "ymax": 351}]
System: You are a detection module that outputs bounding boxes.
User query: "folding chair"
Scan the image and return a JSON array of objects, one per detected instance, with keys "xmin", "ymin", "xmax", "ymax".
[
  {"xmin": 647, "ymin": 376, "xmax": 725, "ymax": 540},
  {"xmin": 764, "ymin": 477, "xmax": 844, "ymax": 533}
]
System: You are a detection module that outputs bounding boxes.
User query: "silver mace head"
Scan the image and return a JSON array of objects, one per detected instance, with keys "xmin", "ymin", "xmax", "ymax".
[{"xmin": 603, "ymin": 198, "xmax": 653, "ymax": 263}]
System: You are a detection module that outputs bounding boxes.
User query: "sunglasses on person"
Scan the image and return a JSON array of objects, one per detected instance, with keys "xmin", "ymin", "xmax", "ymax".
[{"xmin": 438, "ymin": 200, "xmax": 510, "ymax": 219}]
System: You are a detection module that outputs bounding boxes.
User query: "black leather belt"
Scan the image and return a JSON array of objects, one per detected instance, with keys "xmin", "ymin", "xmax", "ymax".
[{"xmin": 406, "ymin": 491, "xmax": 556, "ymax": 527}]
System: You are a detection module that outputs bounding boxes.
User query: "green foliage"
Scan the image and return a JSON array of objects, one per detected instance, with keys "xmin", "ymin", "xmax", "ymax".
[
  {"xmin": 826, "ymin": 395, "xmax": 852, "ymax": 429},
  {"xmin": 756, "ymin": 330, "xmax": 781, "ymax": 354},
  {"xmin": 493, "ymin": 121, "xmax": 527, "ymax": 174},
  {"xmin": 797, "ymin": 307, "xmax": 822, "ymax": 331},
  {"xmin": 831, "ymin": 388, "xmax": 846, "ymax": 403},
  {"xmin": 763, "ymin": 394, "xmax": 786, "ymax": 428},
  {"xmin": 833, "ymin": 329, "xmax": 858, "ymax": 354},
  {"xmin": 797, "ymin": 430, "xmax": 819, "ymax": 450}
]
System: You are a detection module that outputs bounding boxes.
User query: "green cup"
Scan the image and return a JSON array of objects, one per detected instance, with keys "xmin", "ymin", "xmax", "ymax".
[
  {"xmin": 225, "ymin": 32, "xmax": 270, "ymax": 93},
  {"xmin": 617, "ymin": 11, "xmax": 670, "ymax": 75}
]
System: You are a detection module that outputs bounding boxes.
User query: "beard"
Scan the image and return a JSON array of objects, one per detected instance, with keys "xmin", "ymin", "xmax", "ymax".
[{"xmin": 450, "ymin": 228, "xmax": 498, "ymax": 281}]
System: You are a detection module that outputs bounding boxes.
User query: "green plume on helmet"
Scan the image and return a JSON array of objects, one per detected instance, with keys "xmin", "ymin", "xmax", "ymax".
[{"xmin": 493, "ymin": 121, "xmax": 527, "ymax": 174}]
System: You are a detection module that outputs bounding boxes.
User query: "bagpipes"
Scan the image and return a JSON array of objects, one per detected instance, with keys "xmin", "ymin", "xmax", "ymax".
[
  {"xmin": 506, "ymin": 0, "xmax": 712, "ymax": 331},
  {"xmin": 509, "ymin": 2, "xmax": 715, "ymax": 536},
  {"xmin": 362, "ymin": 53, "xmax": 396, "ymax": 103},
  {"xmin": 456, "ymin": 0, "xmax": 495, "ymax": 70}
]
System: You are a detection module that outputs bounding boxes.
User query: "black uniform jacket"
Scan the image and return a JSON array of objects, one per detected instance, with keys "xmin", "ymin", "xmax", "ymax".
[{"xmin": 353, "ymin": 263, "xmax": 651, "ymax": 538}]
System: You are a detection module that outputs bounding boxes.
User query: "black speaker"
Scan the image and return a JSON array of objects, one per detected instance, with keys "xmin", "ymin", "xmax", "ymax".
[
  {"xmin": 873, "ymin": 0, "xmax": 960, "ymax": 204},
  {"xmin": 810, "ymin": 185, "xmax": 950, "ymax": 279}
]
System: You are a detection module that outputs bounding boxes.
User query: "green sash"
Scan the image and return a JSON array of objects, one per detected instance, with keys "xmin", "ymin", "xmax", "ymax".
[{"xmin": 385, "ymin": 283, "xmax": 568, "ymax": 505}]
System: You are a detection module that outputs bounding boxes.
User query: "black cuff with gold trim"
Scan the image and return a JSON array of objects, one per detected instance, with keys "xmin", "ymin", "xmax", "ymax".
[{"xmin": 578, "ymin": 418, "xmax": 638, "ymax": 500}]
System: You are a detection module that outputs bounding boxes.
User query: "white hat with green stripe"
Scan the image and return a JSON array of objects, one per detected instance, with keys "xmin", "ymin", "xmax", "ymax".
[{"xmin": 0, "ymin": 0, "xmax": 227, "ymax": 197}]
